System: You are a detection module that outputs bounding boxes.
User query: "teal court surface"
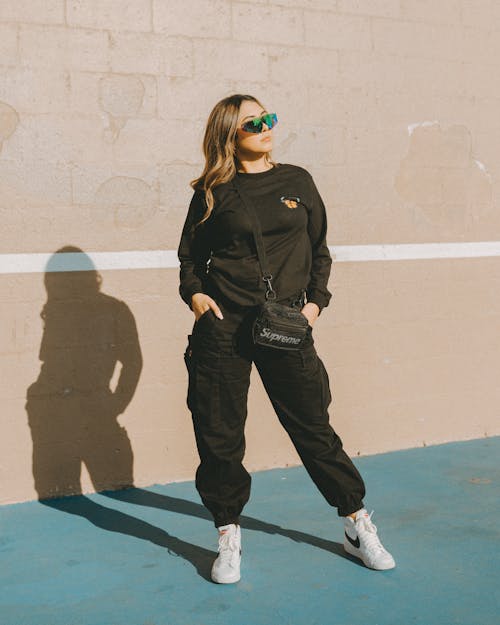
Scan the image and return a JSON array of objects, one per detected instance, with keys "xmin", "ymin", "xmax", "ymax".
[{"xmin": 1, "ymin": 436, "xmax": 499, "ymax": 625}]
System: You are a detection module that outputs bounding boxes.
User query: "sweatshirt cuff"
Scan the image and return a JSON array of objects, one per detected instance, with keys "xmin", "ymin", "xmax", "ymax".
[
  {"xmin": 180, "ymin": 285, "xmax": 204, "ymax": 311},
  {"xmin": 305, "ymin": 290, "xmax": 331, "ymax": 315}
]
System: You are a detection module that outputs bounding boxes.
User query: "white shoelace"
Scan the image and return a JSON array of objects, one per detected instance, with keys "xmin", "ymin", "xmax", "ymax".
[
  {"xmin": 217, "ymin": 530, "xmax": 240, "ymax": 562},
  {"xmin": 357, "ymin": 510, "xmax": 387, "ymax": 553}
]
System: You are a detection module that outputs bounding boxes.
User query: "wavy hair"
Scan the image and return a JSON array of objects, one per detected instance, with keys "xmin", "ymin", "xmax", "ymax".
[{"xmin": 189, "ymin": 94, "xmax": 279, "ymax": 233}]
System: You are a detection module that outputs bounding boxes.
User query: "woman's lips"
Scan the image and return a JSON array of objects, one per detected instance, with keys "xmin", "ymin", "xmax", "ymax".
[{"xmin": 261, "ymin": 136, "xmax": 271, "ymax": 142}]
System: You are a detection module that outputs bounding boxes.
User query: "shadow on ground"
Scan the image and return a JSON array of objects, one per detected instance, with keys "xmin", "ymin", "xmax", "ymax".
[{"xmin": 42, "ymin": 486, "xmax": 354, "ymax": 583}]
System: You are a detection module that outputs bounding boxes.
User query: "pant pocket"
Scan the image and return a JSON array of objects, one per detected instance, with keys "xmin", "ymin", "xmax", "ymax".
[
  {"xmin": 183, "ymin": 334, "xmax": 194, "ymax": 369},
  {"xmin": 195, "ymin": 308, "xmax": 214, "ymax": 326},
  {"xmin": 297, "ymin": 346, "xmax": 332, "ymax": 420},
  {"xmin": 183, "ymin": 334, "xmax": 196, "ymax": 411}
]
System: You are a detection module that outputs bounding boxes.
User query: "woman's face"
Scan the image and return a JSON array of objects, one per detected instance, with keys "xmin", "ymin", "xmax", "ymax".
[{"xmin": 234, "ymin": 100, "xmax": 275, "ymax": 160}]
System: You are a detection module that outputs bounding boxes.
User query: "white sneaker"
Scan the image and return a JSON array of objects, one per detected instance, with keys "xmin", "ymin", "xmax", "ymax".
[
  {"xmin": 344, "ymin": 509, "xmax": 396, "ymax": 570},
  {"xmin": 211, "ymin": 523, "xmax": 241, "ymax": 584}
]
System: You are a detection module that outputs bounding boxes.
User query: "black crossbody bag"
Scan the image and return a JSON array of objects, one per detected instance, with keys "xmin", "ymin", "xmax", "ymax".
[{"xmin": 232, "ymin": 176, "xmax": 310, "ymax": 351}]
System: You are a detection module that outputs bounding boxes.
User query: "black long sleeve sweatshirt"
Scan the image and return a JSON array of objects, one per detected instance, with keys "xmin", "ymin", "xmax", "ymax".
[{"xmin": 177, "ymin": 162, "xmax": 333, "ymax": 314}]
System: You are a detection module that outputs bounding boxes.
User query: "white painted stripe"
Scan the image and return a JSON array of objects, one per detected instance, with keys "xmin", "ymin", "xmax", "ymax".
[
  {"xmin": 330, "ymin": 241, "xmax": 500, "ymax": 261},
  {"xmin": 0, "ymin": 251, "xmax": 179, "ymax": 274},
  {"xmin": 1, "ymin": 242, "xmax": 500, "ymax": 274}
]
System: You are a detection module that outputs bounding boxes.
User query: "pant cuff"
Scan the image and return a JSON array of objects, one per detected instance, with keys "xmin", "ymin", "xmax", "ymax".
[
  {"xmin": 337, "ymin": 501, "xmax": 365, "ymax": 517},
  {"xmin": 214, "ymin": 515, "xmax": 240, "ymax": 528}
]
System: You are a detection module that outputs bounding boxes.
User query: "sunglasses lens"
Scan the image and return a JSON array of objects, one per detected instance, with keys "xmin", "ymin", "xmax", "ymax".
[
  {"xmin": 242, "ymin": 113, "xmax": 278, "ymax": 133},
  {"xmin": 263, "ymin": 113, "xmax": 278, "ymax": 129},
  {"xmin": 244, "ymin": 118, "xmax": 263, "ymax": 133}
]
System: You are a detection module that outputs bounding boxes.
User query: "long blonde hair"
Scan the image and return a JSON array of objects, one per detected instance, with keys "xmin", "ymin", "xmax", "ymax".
[{"xmin": 189, "ymin": 94, "xmax": 279, "ymax": 233}]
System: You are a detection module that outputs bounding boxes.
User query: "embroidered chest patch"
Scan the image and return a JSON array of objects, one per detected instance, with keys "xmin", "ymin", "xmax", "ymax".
[{"xmin": 280, "ymin": 195, "xmax": 301, "ymax": 209}]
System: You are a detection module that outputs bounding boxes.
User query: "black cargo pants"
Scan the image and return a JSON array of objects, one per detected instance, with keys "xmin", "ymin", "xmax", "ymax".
[{"xmin": 183, "ymin": 287, "xmax": 366, "ymax": 528}]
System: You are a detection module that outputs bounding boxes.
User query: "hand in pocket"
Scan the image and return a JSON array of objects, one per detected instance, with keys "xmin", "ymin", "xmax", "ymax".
[{"xmin": 191, "ymin": 293, "xmax": 224, "ymax": 321}]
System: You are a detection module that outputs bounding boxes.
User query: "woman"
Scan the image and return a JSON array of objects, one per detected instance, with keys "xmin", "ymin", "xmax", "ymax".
[{"xmin": 177, "ymin": 94, "xmax": 395, "ymax": 584}]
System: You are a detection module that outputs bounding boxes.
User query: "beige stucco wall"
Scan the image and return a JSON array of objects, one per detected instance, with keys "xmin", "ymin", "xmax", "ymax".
[{"xmin": 1, "ymin": 1, "xmax": 499, "ymax": 505}]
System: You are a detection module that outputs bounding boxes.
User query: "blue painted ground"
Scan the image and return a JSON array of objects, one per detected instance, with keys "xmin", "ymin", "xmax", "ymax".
[{"xmin": 1, "ymin": 437, "xmax": 499, "ymax": 625}]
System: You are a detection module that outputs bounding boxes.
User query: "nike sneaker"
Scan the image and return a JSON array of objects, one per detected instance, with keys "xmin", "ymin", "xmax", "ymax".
[
  {"xmin": 344, "ymin": 508, "xmax": 396, "ymax": 570},
  {"xmin": 211, "ymin": 523, "xmax": 241, "ymax": 583}
]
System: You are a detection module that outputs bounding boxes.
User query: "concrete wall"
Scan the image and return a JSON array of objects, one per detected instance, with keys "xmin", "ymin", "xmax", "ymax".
[{"xmin": 1, "ymin": 0, "xmax": 499, "ymax": 505}]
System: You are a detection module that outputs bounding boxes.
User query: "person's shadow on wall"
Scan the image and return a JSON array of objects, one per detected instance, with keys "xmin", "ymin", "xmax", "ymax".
[
  {"xmin": 24, "ymin": 246, "xmax": 221, "ymax": 579},
  {"xmin": 25, "ymin": 246, "xmax": 143, "ymax": 499}
]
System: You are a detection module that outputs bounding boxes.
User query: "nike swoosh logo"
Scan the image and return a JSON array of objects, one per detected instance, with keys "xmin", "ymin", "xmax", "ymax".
[{"xmin": 345, "ymin": 531, "xmax": 360, "ymax": 549}]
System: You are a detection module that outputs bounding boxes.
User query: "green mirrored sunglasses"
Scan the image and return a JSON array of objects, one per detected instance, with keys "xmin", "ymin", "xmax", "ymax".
[{"xmin": 240, "ymin": 112, "xmax": 278, "ymax": 133}]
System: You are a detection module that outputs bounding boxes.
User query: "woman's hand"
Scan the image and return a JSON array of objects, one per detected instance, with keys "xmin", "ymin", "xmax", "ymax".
[
  {"xmin": 300, "ymin": 302, "xmax": 320, "ymax": 327},
  {"xmin": 191, "ymin": 293, "xmax": 224, "ymax": 321}
]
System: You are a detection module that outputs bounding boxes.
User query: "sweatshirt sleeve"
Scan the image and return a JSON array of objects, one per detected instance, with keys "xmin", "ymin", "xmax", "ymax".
[
  {"xmin": 304, "ymin": 171, "xmax": 333, "ymax": 315},
  {"xmin": 177, "ymin": 189, "xmax": 212, "ymax": 310}
]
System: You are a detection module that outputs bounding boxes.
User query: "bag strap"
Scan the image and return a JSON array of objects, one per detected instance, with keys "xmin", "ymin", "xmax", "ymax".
[{"xmin": 232, "ymin": 175, "xmax": 277, "ymax": 300}]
